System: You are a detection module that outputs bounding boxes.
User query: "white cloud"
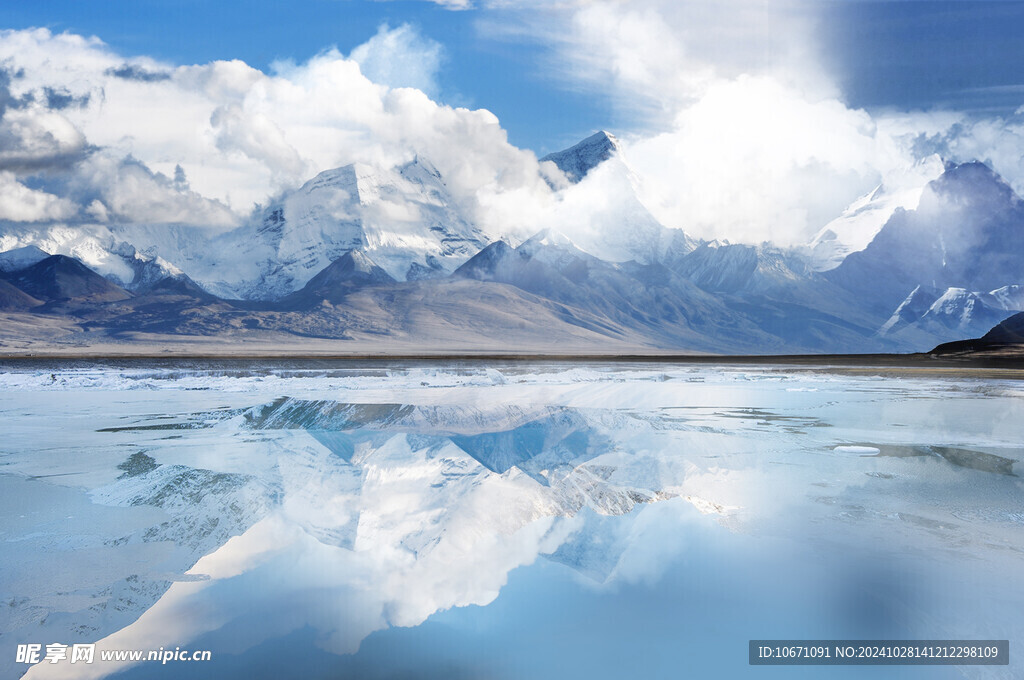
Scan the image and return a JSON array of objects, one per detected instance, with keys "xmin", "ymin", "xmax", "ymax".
[
  {"xmin": 0, "ymin": 27, "xmax": 553, "ymax": 239},
  {"xmin": 922, "ymin": 112, "xmax": 1024, "ymax": 196},
  {"xmin": 2, "ymin": 8, "xmax": 1024, "ymax": 253},
  {"xmin": 418, "ymin": 0, "xmax": 475, "ymax": 9},
  {"xmin": 0, "ymin": 171, "xmax": 76, "ymax": 222},
  {"xmin": 623, "ymin": 77, "xmax": 904, "ymax": 244},
  {"xmin": 349, "ymin": 23, "xmax": 445, "ymax": 97},
  {"xmin": 0, "ymin": 104, "xmax": 88, "ymax": 172},
  {"xmin": 472, "ymin": 0, "xmax": 1024, "ymax": 245},
  {"xmin": 75, "ymin": 155, "xmax": 240, "ymax": 227},
  {"xmin": 478, "ymin": 0, "xmax": 830, "ymax": 126}
]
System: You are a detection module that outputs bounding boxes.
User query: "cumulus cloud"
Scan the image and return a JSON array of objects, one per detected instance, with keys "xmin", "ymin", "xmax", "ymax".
[
  {"xmin": 1, "ymin": 6, "xmax": 1024, "ymax": 253},
  {"xmin": 0, "ymin": 104, "xmax": 90, "ymax": 172},
  {"xmin": 349, "ymin": 23, "xmax": 445, "ymax": 97},
  {"xmin": 0, "ymin": 171, "xmax": 76, "ymax": 222},
  {"xmin": 471, "ymin": 0, "xmax": 1024, "ymax": 245},
  {"xmin": 0, "ymin": 26, "xmax": 553, "ymax": 238},
  {"xmin": 624, "ymin": 77, "xmax": 919, "ymax": 244}
]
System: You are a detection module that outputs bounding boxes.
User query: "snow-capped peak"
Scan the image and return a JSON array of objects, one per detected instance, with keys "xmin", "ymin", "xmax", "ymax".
[
  {"xmin": 806, "ymin": 155, "xmax": 944, "ymax": 271},
  {"xmin": 540, "ymin": 131, "xmax": 620, "ymax": 184},
  {"xmin": 521, "ymin": 228, "xmax": 578, "ymax": 251},
  {"xmin": 221, "ymin": 156, "xmax": 491, "ymax": 298},
  {"xmin": 0, "ymin": 245, "xmax": 51, "ymax": 272}
]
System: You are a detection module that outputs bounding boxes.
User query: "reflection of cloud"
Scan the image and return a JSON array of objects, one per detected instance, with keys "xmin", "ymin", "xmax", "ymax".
[{"xmin": 22, "ymin": 397, "xmax": 683, "ymax": 678}]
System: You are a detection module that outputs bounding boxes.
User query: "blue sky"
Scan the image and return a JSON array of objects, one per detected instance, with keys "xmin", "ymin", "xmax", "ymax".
[
  {"xmin": 0, "ymin": 0, "xmax": 615, "ymax": 154},
  {"xmin": 4, "ymin": 0, "xmax": 1023, "ymax": 155}
]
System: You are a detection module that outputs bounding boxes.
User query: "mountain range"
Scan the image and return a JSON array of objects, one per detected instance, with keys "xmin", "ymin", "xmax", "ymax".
[{"xmin": 1, "ymin": 131, "xmax": 1022, "ymax": 355}]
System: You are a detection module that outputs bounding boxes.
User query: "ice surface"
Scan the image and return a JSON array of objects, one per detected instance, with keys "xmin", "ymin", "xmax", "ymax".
[{"xmin": 1, "ymin": 362, "xmax": 1021, "ymax": 680}]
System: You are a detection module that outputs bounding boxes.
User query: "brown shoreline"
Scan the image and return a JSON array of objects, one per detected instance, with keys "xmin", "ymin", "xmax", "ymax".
[{"xmin": 1, "ymin": 350, "xmax": 1023, "ymax": 375}]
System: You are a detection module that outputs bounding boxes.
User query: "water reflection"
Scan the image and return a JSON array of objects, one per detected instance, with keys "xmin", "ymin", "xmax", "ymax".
[{"xmin": 0, "ymin": 364, "xmax": 1020, "ymax": 679}]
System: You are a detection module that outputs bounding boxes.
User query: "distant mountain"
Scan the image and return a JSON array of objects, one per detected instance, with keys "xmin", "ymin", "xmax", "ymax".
[
  {"xmin": 672, "ymin": 241, "xmax": 811, "ymax": 296},
  {"xmin": 454, "ymin": 229, "xmax": 779, "ymax": 353},
  {"xmin": 282, "ymin": 250, "xmax": 396, "ymax": 307},
  {"xmin": 2, "ymin": 129, "xmax": 1024, "ymax": 356},
  {"xmin": 879, "ymin": 285, "xmax": 1023, "ymax": 345},
  {"xmin": 828, "ymin": 162, "xmax": 1024, "ymax": 318},
  {"xmin": 541, "ymin": 131, "xmax": 619, "ymax": 183},
  {"xmin": 0, "ymin": 279, "xmax": 42, "ymax": 311},
  {"xmin": 225, "ymin": 158, "xmax": 490, "ymax": 299},
  {"xmin": 139, "ymin": 274, "xmax": 218, "ymax": 301},
  {"xmin": 931, "ymin": 311, "xmax": 1024, "ymax": 357},
  {"xmin": 1, "ymin": 254, "xmax": 131, "ymax": 304},
  {"xmin": 806, "ymin": 156, "xmax": 944, "ymax": 272}
]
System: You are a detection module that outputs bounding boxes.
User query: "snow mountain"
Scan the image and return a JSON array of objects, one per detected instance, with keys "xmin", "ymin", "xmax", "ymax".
[
  {"xmin": 453, "ymin": 229, "xmax": 779, "ymax": 353},
  {"xmin": 806, "ymin": 156, "xmax": 944, "ymax": 272},
  {"xmin": 828, "ymin": 161, "xmax": 1024, "ymax": 316},
  {"xmin": 3, "ymin": 128, "xmax": 1024, "ymax": 355},
  {"xmin": 822, "ymin": 161, "xmax": 1024, "ymax": 347},
  {"xmin": 223, "ymin": 157, "xmax": 491, "ymax": 299},
  {"xmin": 0, "ymin": 245, "xmax": 50, "ymax": 273},
  {"xmin": 878, "ymin": 284, "xmax": 1024, "ymax": 344},
  {"xmin": 541, "ymin": 130, "xmax": 620, "ymax": 184},
  {"xmin": 540, "ymin": 131, "xmax": 699, "ymax": 267}
]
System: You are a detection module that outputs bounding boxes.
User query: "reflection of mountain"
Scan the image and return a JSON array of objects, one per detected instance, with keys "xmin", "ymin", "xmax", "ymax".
[
  {"xmin": 241, "ymin": 397, "xmax": 618, "ymax": 486},
  {"xmin": 8, "ymin": 363, "xmax": 1023, "ymax": 680},
  {"xmin": 6, "ymin": 391, "xmax": 678, "ymax": 680},
  {"xmin": 3, "ymin": 137, "xmax": 1024, "ymax": 354}
]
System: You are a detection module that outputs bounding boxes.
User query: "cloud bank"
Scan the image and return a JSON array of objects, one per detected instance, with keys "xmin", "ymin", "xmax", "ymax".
[
  {"xmin": 0, "ymin": 25, "xmax": 554, "ymax": 238},
  {"xmin": 476, "ymin": 0, "xmax": 1024, "ymax": 244},
  {"xmin": 1, "ymin": 2, "xmax": 1024, "ymax": 252}
]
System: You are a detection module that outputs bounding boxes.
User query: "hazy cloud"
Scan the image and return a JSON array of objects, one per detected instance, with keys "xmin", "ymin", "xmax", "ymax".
[{"xmin": 349, "ymin": 23, "xmax": 445, "ymax": 97}]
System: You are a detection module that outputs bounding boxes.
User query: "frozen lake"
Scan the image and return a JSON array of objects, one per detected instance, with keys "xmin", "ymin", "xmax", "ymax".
[{"xmin": 1, "ymin": 361, "xmax": 1022, "ymax": 679}]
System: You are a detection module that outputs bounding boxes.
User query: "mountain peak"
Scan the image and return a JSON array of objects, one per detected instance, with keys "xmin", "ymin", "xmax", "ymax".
[
  {"xmin": 3, "ymin": 254, "xmax": 132, "ymax": 303},
  {"xmin": 541, "ymin": 130, "xmax": 620, "ymax": 184},
  {"xmin": 314, "ymin": 250, "xmax": 394, "ymax": 285},
  {"xmin": 933, "ymin": 160, "xmax": 1016, "ymax": 200},
  {"xmin": 281, "ymin": 249, "xmax": 396, "ymax": 307},
  {"xmin": 521, "ymin": 228, "xmax": 577, "ymax": 252},
  {"xmin": 0, "ymin": 245, "xmax": 50, "ymax": 273}
]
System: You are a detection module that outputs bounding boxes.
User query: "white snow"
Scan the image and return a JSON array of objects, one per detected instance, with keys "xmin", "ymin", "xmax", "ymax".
[
  {"xmin": 0, "ymin": 244, "xmax": 50, "ymax": 271},
  {"xmin": 806, "ymin": 155, "xmax": 944, "ymax": 271}
]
